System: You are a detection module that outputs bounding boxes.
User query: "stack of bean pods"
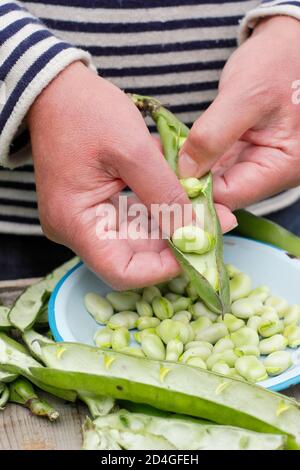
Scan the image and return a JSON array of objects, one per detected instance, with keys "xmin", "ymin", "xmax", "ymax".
[{"xmin": 85, "ymin": 264, "xmax": 300, "ymax": 384}]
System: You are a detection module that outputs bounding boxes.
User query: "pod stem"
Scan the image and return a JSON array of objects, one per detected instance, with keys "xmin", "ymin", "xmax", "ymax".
[
  {"xmin": 9, "ymin": 377, "xmax": 59, "ymax": 421},
  {"xmin": 129, "ymin": 93, "xmax": 189, "ymax": 173}
]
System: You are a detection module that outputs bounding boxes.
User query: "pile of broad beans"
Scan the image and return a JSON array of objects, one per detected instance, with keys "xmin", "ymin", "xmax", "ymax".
[{"xmin": 85, "ymin": 264, "xmax": 300, "ymax": 384}]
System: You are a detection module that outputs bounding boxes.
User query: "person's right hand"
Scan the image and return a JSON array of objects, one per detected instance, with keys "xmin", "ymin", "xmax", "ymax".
[{"xmin": 28, "ymin": 61, "xmax": 237, "ymax": 289}]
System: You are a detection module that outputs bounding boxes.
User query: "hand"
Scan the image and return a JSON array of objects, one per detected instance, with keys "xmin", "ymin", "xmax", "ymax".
[
  {"xmin": 28, "ymin": 62, "xmax": 236, "ymax": 289},
  {"xmin": 179, "ymin": 16, "xmax": 300, "ymax": 210}
]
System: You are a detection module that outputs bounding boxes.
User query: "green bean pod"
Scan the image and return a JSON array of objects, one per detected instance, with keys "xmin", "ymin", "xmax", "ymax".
[
  {"xmin": 34, "ymin": 341, "xmax": 300, "ymax": 449},
  {"xmin": 87, "ymin": 409, "xmax": 286, "ymax": 450},
  {"xmin": 0, "ymin": 383, "xmax": 9, "ymax": 409},
  {"xmin": 0, "ymin": 306, "xmax": 11, "ymax": 331},
  {"xmin": 129, "ymin": 94, "xmax": 230, "ymax": 314},
  {"xmin": 234, "ymin": 209, "xmax": 300, "ymax": 257},
  {"xmin": 8, "ymin": 257, "xmax": 79, "ymax": 331},
  {"xmin": 0, "ymin": 332, "xmax": 76, "ymax": 402},
  {"xmin": 9, "ymin": 377, "xmax": 59, "ymax": 421},
  {"xmin": 118, "ymin": 347, "xmax": 145, "ymax": 358}
]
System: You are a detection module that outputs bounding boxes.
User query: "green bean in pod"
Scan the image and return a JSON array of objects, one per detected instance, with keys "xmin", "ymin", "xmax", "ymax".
[
  {"xmin": 32, "ymin": 342, "xmax": 300, "ymax": 449},
  {"xmin": 130, "ymin": 94, "xmax": 230, "ymax": 315}
]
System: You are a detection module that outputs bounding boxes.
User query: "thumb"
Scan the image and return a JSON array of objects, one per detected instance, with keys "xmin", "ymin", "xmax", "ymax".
[{"xmin": 178, "ymin": 90, "xmax": 259, "ymax": 177}]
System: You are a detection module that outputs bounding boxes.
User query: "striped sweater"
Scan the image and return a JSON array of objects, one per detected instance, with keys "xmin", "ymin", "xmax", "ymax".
[{"xmin": 1, "ymin": 0, "xmax": 300, "ymax": 235}]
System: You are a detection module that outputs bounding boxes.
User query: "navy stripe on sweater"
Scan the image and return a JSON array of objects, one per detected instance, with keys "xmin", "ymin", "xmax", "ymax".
[
  {"xmin": 125, "ymin": 81, "xmax": 219, "ymax": 96},
  {"xmin": 0, "ymin": 30, "xmax": 54, "ymax": 79},
  {"xmin": 86, "ymin": 38, "xmax": 237, "ymax": 56},
  {"xmin": 100, "ymin": 60, "xmax": 226, "ymax": 78},
  {"xmin": 43, "ymin": 16, "xmax": 242, "ymax": 33},
  {"xmin": 0, "ymin": 17, "xmax": 42, "ymax": 47},
  {"xmin": 0, "ymin": 42, "xmax": 72, "ymax": 134},
  {"xmin": 21, "ymin": 0, "xmax": 253, "ymax": 8}
]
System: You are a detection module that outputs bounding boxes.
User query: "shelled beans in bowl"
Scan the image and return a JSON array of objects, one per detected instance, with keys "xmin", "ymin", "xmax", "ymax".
[{"xmin": 84, "ymin": 264, "xmax": 300, "ymax": 384}]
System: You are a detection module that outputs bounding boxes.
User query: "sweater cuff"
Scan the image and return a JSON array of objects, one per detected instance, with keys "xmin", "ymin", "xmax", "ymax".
[
  {"xmin": 239, "ymin": 1, "xmax": 300, "ymax": 43},
  {"xmin": 0, "ymin": 1, "xmax": 94, "ymax": 168}
]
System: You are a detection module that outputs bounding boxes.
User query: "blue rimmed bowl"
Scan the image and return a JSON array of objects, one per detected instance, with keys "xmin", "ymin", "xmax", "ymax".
[{"xmin": 49, "ymin": 235, "xmax": 300, "ymax": 392}]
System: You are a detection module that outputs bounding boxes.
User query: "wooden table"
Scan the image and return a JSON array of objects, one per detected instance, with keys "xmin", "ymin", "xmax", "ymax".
[{"xmin": 0, "ymin": 279, "xmax": 299, "ymax": 450}]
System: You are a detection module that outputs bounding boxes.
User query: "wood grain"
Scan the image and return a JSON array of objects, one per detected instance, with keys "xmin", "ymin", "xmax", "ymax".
[{"xmin": 0, "ymin": 280, "xmax": 299, "ymax": 449}]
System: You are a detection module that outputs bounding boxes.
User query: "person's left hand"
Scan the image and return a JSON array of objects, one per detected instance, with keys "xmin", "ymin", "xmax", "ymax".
[{"xmin": 178, "ymin": 16, "xmax": 300, "ymax": 211}]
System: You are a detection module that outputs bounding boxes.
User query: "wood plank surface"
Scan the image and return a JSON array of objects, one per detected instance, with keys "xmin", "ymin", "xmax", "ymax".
[{"xmin": 0, "ymin": 280, "xmax": 299, "ymax": 450}]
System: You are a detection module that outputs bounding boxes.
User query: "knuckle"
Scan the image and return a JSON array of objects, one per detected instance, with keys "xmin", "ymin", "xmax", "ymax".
[{"xmin": 189, "ymin": 122, "xmax": 217, "ymax": 156}]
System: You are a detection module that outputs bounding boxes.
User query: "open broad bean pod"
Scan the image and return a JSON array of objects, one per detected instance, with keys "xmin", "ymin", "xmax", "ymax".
[{"xmin": 130, "ymin": 94, "xmax": 230, "ymax": 314}]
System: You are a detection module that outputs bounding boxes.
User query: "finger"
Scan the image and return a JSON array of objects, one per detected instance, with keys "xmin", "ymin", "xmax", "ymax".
[
  {"xmin": 215, "ymin": 203, "xmax": 237, "ymax": 233},
  {"xmin": 71, "ymin": 212, "xmax": 180, "ymax": 290},
  {"xmin": 213, "ymin": 146, "xmax": 291, "ymax": 210},
  {"xmin": 178, "ymin": 90, "xmax": 261, "ymax": 178},
  {"xmin": 114, "ymin": 130, "xmax": 193, "ymax": 236}
]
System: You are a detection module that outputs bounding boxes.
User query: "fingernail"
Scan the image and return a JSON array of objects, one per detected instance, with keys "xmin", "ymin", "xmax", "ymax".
[
  {"xmin": 224, "ymin": 219, "xmax": 238, "ymax": 234},
  {"xmin": 179, "ymin": 153, "xmax": 201, "ymax": 177}
]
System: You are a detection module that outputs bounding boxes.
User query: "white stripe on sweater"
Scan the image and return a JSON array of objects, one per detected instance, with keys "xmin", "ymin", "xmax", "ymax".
[
  {"xmin": 52, "ymin": 25, "xmax": 240, "ymax": 48},
  {"xmin": 24, "ymin": 1, "xmax": 258, "ymax": 23}
]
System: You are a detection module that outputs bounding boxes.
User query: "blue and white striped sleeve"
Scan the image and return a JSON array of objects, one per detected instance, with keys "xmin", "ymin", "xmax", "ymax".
[
  {"xmin": 0, "ymin": 0, "xmax": 93, "ymax": 168},
  {"xmin": 239, "ymin": 0, "xmax": 300, "ymax": 42}
]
